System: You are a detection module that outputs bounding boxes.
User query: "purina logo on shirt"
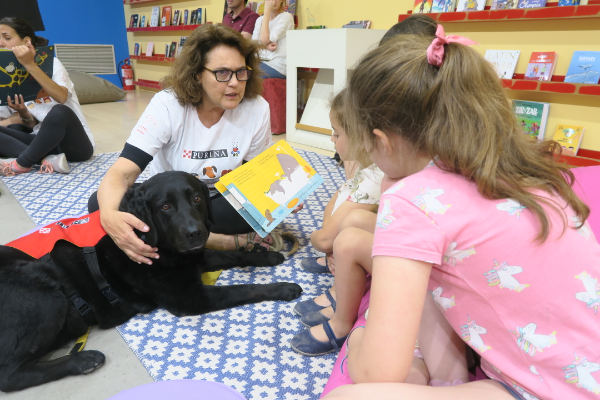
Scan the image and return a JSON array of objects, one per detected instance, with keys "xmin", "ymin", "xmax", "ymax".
[{"xmin": 182, "ymin": 149, "xmax": 228, "ymax": 159}]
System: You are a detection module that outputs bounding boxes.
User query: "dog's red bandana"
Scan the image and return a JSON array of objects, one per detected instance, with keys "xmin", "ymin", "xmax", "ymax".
[{"xmin": 6, "ymin": 211, "xmax": 107, "ymax": 259}]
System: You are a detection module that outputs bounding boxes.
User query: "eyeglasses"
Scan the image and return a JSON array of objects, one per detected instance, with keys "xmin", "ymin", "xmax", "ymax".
[{"xmin": 203, "ymin": 67, "xmax": 252, "ymax": 82}]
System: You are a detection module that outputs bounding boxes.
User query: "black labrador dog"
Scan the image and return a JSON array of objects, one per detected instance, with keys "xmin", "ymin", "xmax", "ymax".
[{"xmin": 0, "ymin": 171, "xmax": 302, "ymax": 392}]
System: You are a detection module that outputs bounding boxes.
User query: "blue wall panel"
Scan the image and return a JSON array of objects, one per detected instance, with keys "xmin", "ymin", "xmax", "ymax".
[{"xmin": 37, "ymin": 0, "xmax": 128, "ymax": 87}]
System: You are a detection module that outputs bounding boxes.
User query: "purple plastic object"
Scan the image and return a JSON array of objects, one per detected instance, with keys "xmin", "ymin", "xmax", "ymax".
[{"xmin": 108, "ymin": 380, "xmax": 247, "ymax": 400}]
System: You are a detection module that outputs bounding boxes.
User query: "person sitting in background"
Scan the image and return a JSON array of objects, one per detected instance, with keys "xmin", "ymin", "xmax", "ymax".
[
  {"xmin": 252, "ymin": 0, "xmax": 294, "ymax": 79},
  {"xmin": 0, "ymin": 17, "xmax": 94, "ymax": 176},
  {"xmin": 222, "ymin": 0, "xmax": 259, "ymax": 40}
]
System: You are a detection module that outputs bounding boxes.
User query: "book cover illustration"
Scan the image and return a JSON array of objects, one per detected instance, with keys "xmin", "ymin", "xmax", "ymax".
[
  {"xmin": 133, "ymin": 14, "xmax": 139, "ymax": 28},
  {"xmin": 431, "ymin": 0, "xmax": 447, "ymax": 12},
  {"xmin": 183, "ymin": 9, "xmax": 189, "ymax": 25},
  {"xmin": 198, "ymin": 8, "xmax": 205, "ymax": 24},
  {"xmin": 165, "ymin": 44, "xmax": 170, "ymax": 58},
  {"xmin": 134, "ymin": 43, "xmax": 140, "ymax": 56},
  {"xmin": 177, "ymin": 37, "xmax": 188, "ymax": 57},
  {"xmin": 150, "ymin": 7, "xmax": 160, "ymax": 27},
  {"xmin": 484, "ymin": 50, "xmax": 521, "ymax": 79},
  {"xmin": 287, "ymin": 0, "xmax": 297, "ymax": 15},
  {"xmin": 491, "ymin": 0, "xmax": 518, "ymax": 9},
  {"xmin": 559, "ymin": 0, "xmax": 579, "ymax": 5},
  {"xmin": 162, "ymin": 6, "xmax": 172, "ymax": 26},
  {"xmin": 146, "ymin": 42, "xmax": 154, "ymax": 57},
  {"xmin": 524, "ymin": 52, "xmax": 557, "ymax": 81},
  {"xmin": 565, "ymin": 51, "xmax": 600, "ymax": 84},
  {"xmin": 552, "ymin": 124, "xmax": 585, "ymax": 156},
  {"xmin": 140, "ymin": 15, "xmax": 146, "ymax": 28},
  {"xmin": 216, "ymin": 140, "xmax": 323, "ymax": 237},
  {"xmin": 0, "ymin": 46, "xmax": 54, "ymax": 105},
  {"xmin": 413, "ymin": 0, "xmax": 433, "ymax": 13},
  {"xmin": 441, "ymin": 0, "xmax": 458, "ymax": 12},
  {"xmin": 517, "ymin": 0, "xmax": 547, "ymax": 7},
  {"xmin": 512, "ymin": 100, "xmax": 550, "ymax": 141},
  {"xmin": 173, "ymin": 10, "xmax": 180, "ymax": 26},
  {"xmin": 169, "ymin": 42, "xmax": 177, "ymax": 58},
  {"xmin": 190, "ymin": 10, "xmax": 198, "ymax": 25},
  {"xmin": 457, "ymin": 0, "xmax": 486, "ymax": 11}
]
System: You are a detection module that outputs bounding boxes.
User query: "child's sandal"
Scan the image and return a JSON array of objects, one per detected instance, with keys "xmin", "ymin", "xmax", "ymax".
[
  {"xmin": 290, "ymin": 320, "xmax": 348, "ymax": 357},
  {"xmin": 293, "ymin": 289, "xmax": 336, "ymax": 316}
]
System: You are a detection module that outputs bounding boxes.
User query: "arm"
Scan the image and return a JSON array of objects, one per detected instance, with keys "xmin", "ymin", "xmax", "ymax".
[
  {"xmin": 241, "ymin": 31, "xmax": 252, "ymax": 40},
  {"xmin": 4, "ymin": 95, "xmax": 38, "ymax": 128},
  {"xmin": 243, "ymin": 13, "xmax": 260, "ymax": 41},
  {"xmin": 13, "ymin": 42, "xmax": 69, "ymax": 104},
  {"xmin": 348, "ymin": 256, "xmax": 432, "ymax": 383},
  {"xmin": 98, "ymin": 157, "xmax": 158, "ymax": 264},
  {"xmin": 259, "ymin": 0, "xmax": 277, "ymax": 45},
  {"xmin": 310, "ymin": 201, "xmax": 377, "ymax": 253}
]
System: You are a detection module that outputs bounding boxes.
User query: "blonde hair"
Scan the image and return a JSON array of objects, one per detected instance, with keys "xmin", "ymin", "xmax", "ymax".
[
  {"xmin": 330, "ymin": 88, "xmax": 349, "ymax": 133},
  {"xmin": 345, "ymin": 34, "xmax": 589, "ymax": 241},
  {"xmin": 161, "ymin": 24, "xmax": 263, "ymax": 108}
]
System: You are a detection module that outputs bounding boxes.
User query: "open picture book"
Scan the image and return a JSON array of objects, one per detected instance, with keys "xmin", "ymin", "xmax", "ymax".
[
  {"xmin": 215, "ymin": 140, "xmax": 324, "ymax": 237},
  {"xmin": 0, "ymin": 45, "xmax": 54, "ymax": 105}
]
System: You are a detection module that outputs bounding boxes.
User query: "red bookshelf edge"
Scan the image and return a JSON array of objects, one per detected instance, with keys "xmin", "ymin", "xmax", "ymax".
[
  {"xmin": 134, "ymin": 79, "xmax": 161, "ymax": 89},
  {"xmin": 500, "ymin": 77, "xmax": 600, "ymax": 96},
  {"xmin": 559, "ymin": 149, "xmax": 600, "ymax": 167},
  {"xmin": 400, "ymin": 2, "xmax": 600, "ymax": 22},
  {"xmin": 127, "ymin": 24, "xmax": 212, "ymax": 32},
  {"xmin": 131, "ymin": 54, "xmax": 174, "ymax": 62}
]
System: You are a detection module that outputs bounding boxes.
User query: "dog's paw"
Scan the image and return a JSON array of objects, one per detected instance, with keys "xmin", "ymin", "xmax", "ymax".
[
  {"xmin": 247, "ymin": 251, "xmax": 285, "ymax": 267},
  {"xmin": 268, "ymin": 282, "xmax": 303, "ymax": 301},
  {"xmin": 71, "ymin": 350, "xmax": 106, "ymax": 375}
]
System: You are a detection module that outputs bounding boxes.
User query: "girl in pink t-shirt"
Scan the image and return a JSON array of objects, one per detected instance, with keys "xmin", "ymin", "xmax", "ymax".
[{"xmin": 323, "ymin": 26, "xmax": 600, "ymax": 400}]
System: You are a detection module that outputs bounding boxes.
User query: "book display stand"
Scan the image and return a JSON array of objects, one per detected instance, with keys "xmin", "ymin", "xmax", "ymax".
[
  {"xmin": 398, "ymin": 3, "xmax": 600, "ymax": 166},
  {"xmin": 286, "ymin": 29, "xmax": 386, "ymax": 152}
]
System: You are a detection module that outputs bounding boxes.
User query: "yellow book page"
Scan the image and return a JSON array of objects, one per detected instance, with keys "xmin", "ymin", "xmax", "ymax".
[
  {"xmin": 552, "ymin": 124, "xmax": 585, "ymax": 156},
  {"xmin": 218, "ymin": 140, "xmax": 317, "ymax": 218}
]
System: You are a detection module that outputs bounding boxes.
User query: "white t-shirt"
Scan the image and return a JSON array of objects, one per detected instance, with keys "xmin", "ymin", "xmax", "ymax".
[
  {"xmin": 126, "ymin": 90, "xmax": 272, "ymax": 194},
  {"xmin": 0, "ymin": 58, "xmax": 94, "ymax": 150},
  {"xmin": 332, "ymin": 164, "xmax": 385, "ymax": 213},
  {"xmin": 252, "ymin": 12, "xmax": 294, "ymax": 76}
]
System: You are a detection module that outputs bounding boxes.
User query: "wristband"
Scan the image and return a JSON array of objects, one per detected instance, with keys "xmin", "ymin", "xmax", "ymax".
[{"xmin": 20, "ymin": 116, "xmax": 34, "ymax": 123}]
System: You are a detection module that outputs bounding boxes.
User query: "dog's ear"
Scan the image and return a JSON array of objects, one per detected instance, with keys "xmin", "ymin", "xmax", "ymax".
[
  {"xmin": 213, "ymin": 166, "xmax": 217, "ymax": 173},
  {"xmin": 199, "ymin": 180, "xmax": 214, "ymax": 230},
  {"xmin": 119, "ymin": 186, "xmax": 159, "ymax": 247}
]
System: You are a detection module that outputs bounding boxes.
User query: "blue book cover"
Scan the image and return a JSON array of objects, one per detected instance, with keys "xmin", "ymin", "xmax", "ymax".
[
  {"xmin": 559, "ymin": 0, "xmax": 579, "ymax": 5},
  {"xmin": 565, "ymin": 51, "xmax": 600, "ymax": 84},
  {"xmin": 517, "ymin": 0, "xmax": 547, "ymax": 7}
]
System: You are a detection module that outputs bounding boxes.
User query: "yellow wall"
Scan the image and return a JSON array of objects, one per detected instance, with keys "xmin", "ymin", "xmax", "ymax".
[{"xmin": 125, "ymin": 0, "xmax": 600, "ymax": 152}]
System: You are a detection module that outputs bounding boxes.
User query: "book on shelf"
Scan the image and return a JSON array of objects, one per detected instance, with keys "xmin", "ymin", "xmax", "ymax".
[
  {"xmin": 287, "ymin": 0, "xmax": 297, "ymax": 15},
  {"xmin": 342, "ymin": 20, "xmax": 371, "ymax": 29},
  {"xmin": 177, "ymin": 37, "xmax": 188, "ymax": 57},
  {"xmin": 307, "ymin": 25, "xmax": 327, "ymax": 29},
  {"xmin": 169, "ymin": 42, "xmax": 178, "ymax": 58},
  {"xmin": 559, "ymin": 0, "xmax": 580, "ymax": 4},
  {"xmin": 165, "ymin": 44, "xmax": 170, "ymax": 58},
  {"xmin": 484, "ymin": 50, "xmax": 521, "ymax": 79},
  {"xmin": 0, "ymin": 46, "xmax": 54, "ymax": 104},
  {"xmin": 517, "ymin": 0, "xmax": 547, "ymax": 7},
  {"xmin": 146, "ymin": 42, "xmax": 154, "ymax": 57},
  {"xmin": 441, "ymin": 0, "xmax": 458, "ymax": 12},
  {"xmin": 150, "ymin": 7, "xmax": 160, "ymax": 27},
  {"xmin": 162, "ymin": 6, "xmax": 172, "ymax": 27},
  {"xmin": 456, "ymin": 0, "xmax": 486, "ymax": 11},
  {"xmin": 130, "ymin": 14, "xmax": 139, "ymax": 28},
  {"xmin": 413, "ymin": 0, "xmax": 433, "ymax": 13},
  {"xmin": 565, "ymin": 51, "xmax": 600, "ymax": 84},
  {"xmin": 512, "ymin": 100, "xmax": 550, "ymax": 141},
  {"xmin": 524, "ymin": 52, "xmax": 557, "ymax": 81},
  {"xmin": 491, "ymin": 0, "xmax": 518, "ymax": 9},
  {"xmin": 140, "ymin": 15, "xmax": 146, "ymax": 28},
  {"xmin": 197, "ymin": 8, "xmax": 206, "ymax": 24},
  {"xmin": 190, "ymin": 10, "xmax": 198, "ymax": 25},
  {"xmin": 215, "ymin": 140, "xmax": 323, "ymax": 237},
  {"xmin": 431, "ymin": 0, "xmax": 447, "ymax": 12},
  {"xmin": 173, "ymin": 10, "xmax": 180, "ymax": 26},
  {"xmin": 134, "ymin": 43, "xmax": 140, "ymax": 56},
  {"xmin": 297, "ymin": 79, "xmax": 306, "ymax": 110},
  {"xmin": 553, "ymin": 124, "xmax": 585, "ymax": 156},
  {"xmin": 183, "ymin": 9, "xmax": 189, "ymax": 25}
]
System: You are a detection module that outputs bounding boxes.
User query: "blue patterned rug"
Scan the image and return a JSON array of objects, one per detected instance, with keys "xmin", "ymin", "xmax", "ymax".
[{"xmin": 1, "ymin": 149, "xmax": 345, "ymax": 400}]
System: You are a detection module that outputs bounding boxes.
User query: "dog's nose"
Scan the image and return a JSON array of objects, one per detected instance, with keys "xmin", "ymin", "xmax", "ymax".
[{"xmin": 184, "ymin": 228, "xmax": 203, "ymax": 241}]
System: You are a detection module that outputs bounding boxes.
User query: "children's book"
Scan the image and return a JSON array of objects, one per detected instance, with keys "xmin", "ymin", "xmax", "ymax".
[
  {"xmin": 431, "ymin": 0, "xmax": 447, "ymax": 12},
  {"xmin": 190, "ymin": 10, "xmax": 198, "ymax": 25},
  {"xmin": 215, "ymin": 140, "xmax": 323, "ymax": 237},
  {"xmin": 517, "ymin": 0, "xmax": 547, "ymax": 7},
  {"xmin": 169, "ymin": 42, "xmax": 178, "ymax": 58},
  {"xmin": 552, "ymin": 124, "xmax": 585, "ymax": 156},
  {"xmin": 343, "ymin": 20, "xmax": 371, "ymax": 28},
  {"xmin": 559, "ymin": 0, "xmax": 579, "ymax": 4},
  {"xmin": 150, "ymin": 7, "xmax": 160, "ymax": 27},
  {"xmin": 441, "ymin": 0, "xmax": 458, "ymax": 11},
  {"xmin": 173, "ymin": 10, "xmax": 180, "ymax": 26},
  {"xmin": 457, "ymin": 0, "xmax": 486, "ymax": 11},
  {"xmin": 146, "ymin": 42, "xmax": 154, "ymax": 57},
  {"xmin": 512, "ymin": 100, "xmax": 550, "ymax": 141},
  {"xmin": 565, "ymin": 51, "xmax": 600, "ymax": 84},
  {"xmin": 0, "ymin": 46, "xmax": 54, "ymax": 105},
  {"xmin": 197, "ymin": 8, "xmax": 206, "ymax": 24},
  {"xmin": 140, "ymin": 15, "xmax": 146, "ymax": 28},
  {"xmin": 413, "ymin": 0, "xmax": 433, "ymax": 13},
  {"xmin": 162, "ymin": 6, "xmax": 172, "ymax": 26},
  {"xmin": 491, "ymin": 0, "xmax": 518, "ymax": 9},
  {"xmin": 177, "ymin": 37, "xmax": 188, "ymax": 56},
  {"xmin": 524, "ymin": 52, "xmax": 557, "ymax": 81},
  {"xmin": 183, "ymin": 9, "xmax": 189, "ymax": 25},
  {"xmin": 484, "ymin": 50, "xmax": 521, "ymax": 79},
  {"xmin": 165, "ymin": 44, "xmax": 170, "ymax": 57},
  {"xmin": 134, "ymin": 43, "xmax": 140, "ymax": 56}
]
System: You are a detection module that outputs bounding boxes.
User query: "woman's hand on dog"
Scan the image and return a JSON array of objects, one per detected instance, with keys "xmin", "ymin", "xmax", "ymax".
[{"xmin": 102, "ymin": 211, "xmax": 158, "ymax": 264}]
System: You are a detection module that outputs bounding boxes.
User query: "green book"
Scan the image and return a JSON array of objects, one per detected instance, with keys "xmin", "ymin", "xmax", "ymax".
[{"xmin": 512, "ymin": 100, "xmax": 550, "ymax": 141}]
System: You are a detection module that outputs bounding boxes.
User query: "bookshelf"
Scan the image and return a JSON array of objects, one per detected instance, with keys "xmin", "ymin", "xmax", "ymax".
[
  {"xmin": 126, "ymin": 24, "xmax": 201, "ymax": 32},
  {"xmin": 130, "ymin": 55, "xmax": 174, "ymax": 62}
]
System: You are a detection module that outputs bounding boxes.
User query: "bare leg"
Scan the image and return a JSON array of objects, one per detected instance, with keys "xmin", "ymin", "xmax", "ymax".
[
  {"xmin": 206, "ymin": 232, "xmax": 273, "ymax": 251},
  {"xmin": 418, "ymin": 294, "xmax": 469, "ymax": 385},
  {"xmin": 323, "ymin": 379, "xmax": 516, "ymax": 400},
  {"xmin": 338, "ymin": 209, "xmax": 377, "ymax": 235},
  {"xmin": 311, "ymin": 228, "xmax": 373, "ymax": 340}
]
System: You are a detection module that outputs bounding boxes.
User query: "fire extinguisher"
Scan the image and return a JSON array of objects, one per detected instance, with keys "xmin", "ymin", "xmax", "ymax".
[{"xmin": 118, "ymin": 58, "xmax": 134, "ymax": 91}]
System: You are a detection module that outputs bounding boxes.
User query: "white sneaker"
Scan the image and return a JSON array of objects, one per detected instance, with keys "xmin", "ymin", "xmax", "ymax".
[{"xmin": 41, "ymin": 153, "xmax": 70, "ymax": 174}]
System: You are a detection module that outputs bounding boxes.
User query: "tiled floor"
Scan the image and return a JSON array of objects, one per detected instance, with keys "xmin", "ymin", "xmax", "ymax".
[{"xmin": 0, "ymin": 90, "xmax": 333, "ymax": 399}]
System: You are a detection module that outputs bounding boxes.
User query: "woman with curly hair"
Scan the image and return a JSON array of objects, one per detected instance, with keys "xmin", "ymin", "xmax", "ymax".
[{"xmin": 89, "ymin": 24, "xmax": 282, "ymax": 264}]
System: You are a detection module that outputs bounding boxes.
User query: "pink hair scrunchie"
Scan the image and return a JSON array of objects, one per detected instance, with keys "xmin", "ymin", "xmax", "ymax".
[{"xmin": 426, "ymin": 24, "xmax": 479, "ymax": 67}]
